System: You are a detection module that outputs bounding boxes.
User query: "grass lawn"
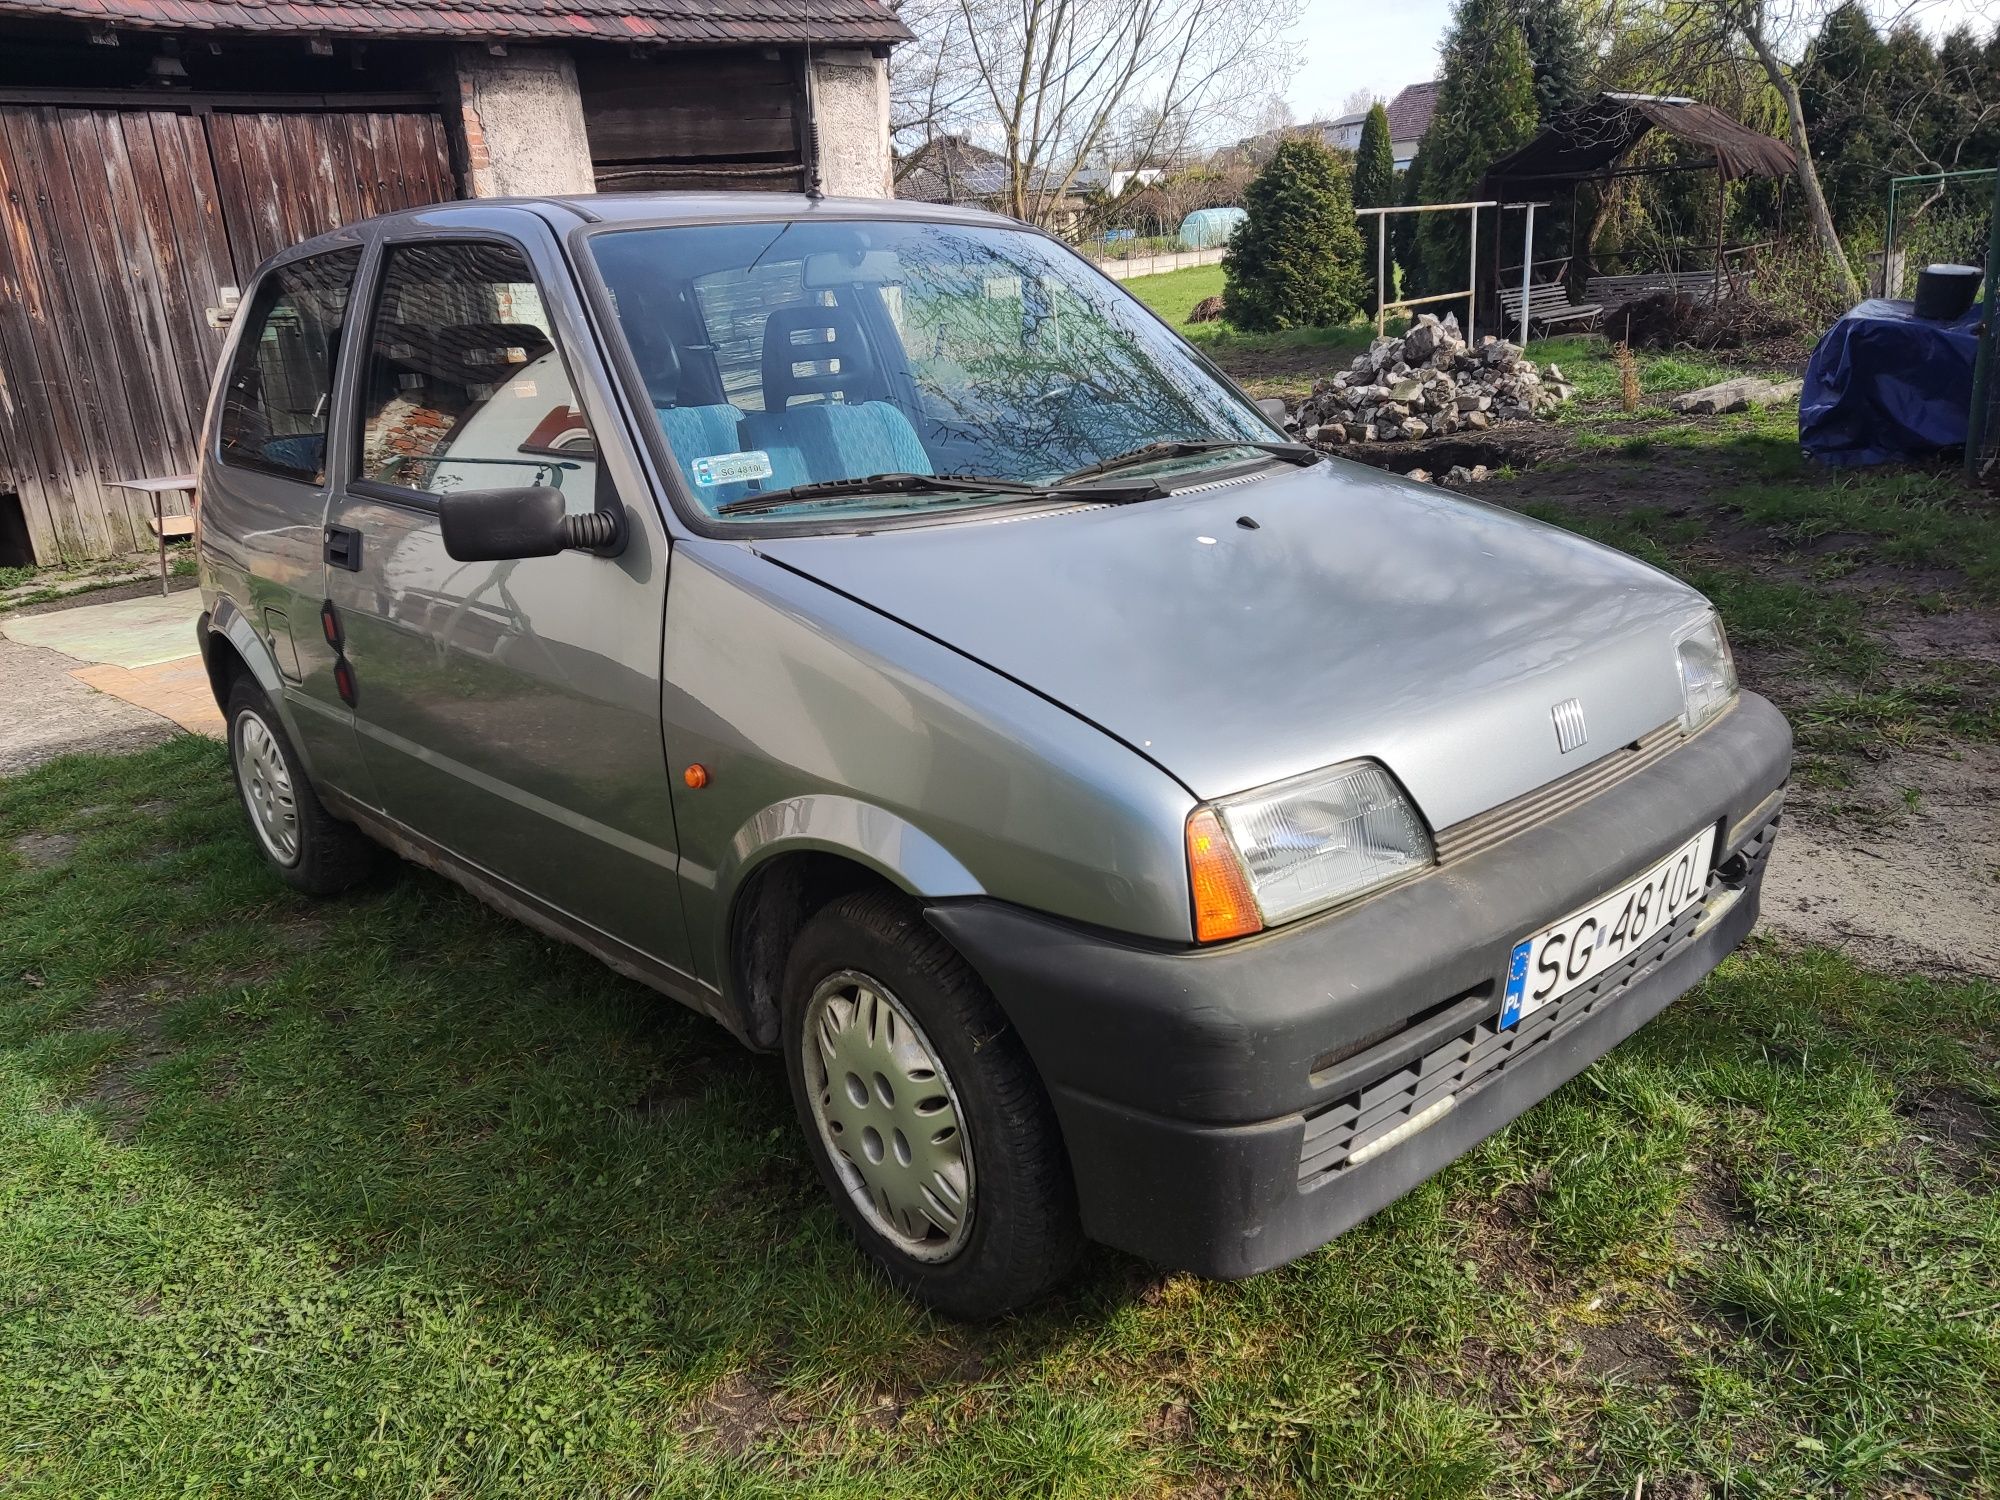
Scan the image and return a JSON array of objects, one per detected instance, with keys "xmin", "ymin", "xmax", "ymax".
[
  {"xmin": 1123, "ymin": 263, "xmax": 1383, "ymax": 397},
  {"xmin": 4, "ymin": 741, "xmax": 1999, "ymax": 1496}
]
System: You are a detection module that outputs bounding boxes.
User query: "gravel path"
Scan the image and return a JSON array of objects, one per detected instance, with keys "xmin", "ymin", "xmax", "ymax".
[{"xmin": 0, "ymin": 636, "xmax": 177, "ymax": 775}]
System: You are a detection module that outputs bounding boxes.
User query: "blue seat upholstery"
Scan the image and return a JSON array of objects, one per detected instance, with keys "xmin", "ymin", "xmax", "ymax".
[
  {"xmin": 738, "ymin": 402, "xmax": 934, "ymax": 493},
  {"xmin": 261, "ymin": 433, "xmax": 326, "ymax": 478},
  {"xmin": 656, "ymin": 404, "xmax": 752, "ymax": 509}
]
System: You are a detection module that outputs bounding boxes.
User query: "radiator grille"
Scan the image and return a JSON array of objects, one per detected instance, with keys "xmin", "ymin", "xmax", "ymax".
[
  {"xmin": 1434, "ymin": 723, "xmax": 1683, "ymax": 866},
  {"xmin": 1298, "ymin": 808, "xmax": 1780, "ymax": 1186}
]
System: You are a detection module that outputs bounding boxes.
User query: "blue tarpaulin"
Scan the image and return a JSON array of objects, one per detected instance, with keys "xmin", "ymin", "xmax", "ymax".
[{"xmin": 1800, "ymin": 297, "xmax": 1984, "ymax": 466}]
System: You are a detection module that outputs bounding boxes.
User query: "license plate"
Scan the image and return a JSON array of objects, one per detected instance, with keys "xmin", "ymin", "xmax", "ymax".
[{"xmin": 1499, "ymin": 825, "xmax": 1716, "ymax": 1029}]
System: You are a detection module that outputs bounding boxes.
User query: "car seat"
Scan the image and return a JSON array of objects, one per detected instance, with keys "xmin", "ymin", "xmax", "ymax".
[
  {"xmin": 741, "ymin": 303, "xmax": 933, "ymax": 491},
  {"xmin": 629, "ymin": 324, "xmax": 756, "ymax": 510}
]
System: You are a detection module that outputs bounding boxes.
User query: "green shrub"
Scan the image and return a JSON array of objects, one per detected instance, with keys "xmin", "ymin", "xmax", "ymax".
[{"xmin": 1222, "ymin": 137, "xmax": 1367, "ymax": 332}]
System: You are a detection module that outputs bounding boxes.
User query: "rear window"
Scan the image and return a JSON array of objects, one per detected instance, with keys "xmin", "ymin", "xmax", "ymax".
[{"xmin": 215, "ymin": 249, "xmax": 360, "ymax": 483}]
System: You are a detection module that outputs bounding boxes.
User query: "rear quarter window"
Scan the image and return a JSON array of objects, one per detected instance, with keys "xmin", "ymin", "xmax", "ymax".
[{"xmin": 215, "ymin": 249, "xmax": 361, "ymax": 484}]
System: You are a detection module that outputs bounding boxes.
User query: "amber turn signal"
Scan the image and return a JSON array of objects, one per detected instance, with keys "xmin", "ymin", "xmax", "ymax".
[
  {"xmin": 1187, "ymin": 807, "xmax": 1262, "ymax": 942},
  {"xmin": 683, "ymin": 763, "xmax": 710, "ymax": 789}
]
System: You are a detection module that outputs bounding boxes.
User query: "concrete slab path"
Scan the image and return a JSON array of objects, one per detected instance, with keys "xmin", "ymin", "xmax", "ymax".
[
  {"xmin": 1, "ymin": 589, "xmax": 221, "ymax": 771},
  {"xmin": 3, "ymin": 590, "xmax": 205, "ymax": 669}
]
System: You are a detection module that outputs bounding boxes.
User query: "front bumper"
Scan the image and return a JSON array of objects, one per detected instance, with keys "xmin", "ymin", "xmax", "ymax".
[{"xmin": 928, "ymin": 691, "xmax": 1791, "ymax": 1278}]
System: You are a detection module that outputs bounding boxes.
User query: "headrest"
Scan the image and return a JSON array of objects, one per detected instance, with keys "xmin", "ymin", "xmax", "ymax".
[
  {"xmin": 760, "ymin": 301, "xmax": 880, "ymax": 409},
  {"xmin": 625, "ymin": 324, "xmax": 682, "ymax": 409},
  {"xmin": 378, "ymin": 322, "xmax": 554, "ymax": 387}
]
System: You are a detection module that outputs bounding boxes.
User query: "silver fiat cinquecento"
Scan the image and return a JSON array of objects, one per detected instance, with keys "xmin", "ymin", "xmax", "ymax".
[{"xmin": 194, "ymin": 193, "xmax": 1790, "ymax": 1316}]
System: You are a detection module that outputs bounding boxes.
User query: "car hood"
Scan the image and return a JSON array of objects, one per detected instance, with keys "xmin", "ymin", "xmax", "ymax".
[{"xmin": 752, "ymin": 458, "xmax": 1708, "ymax": 828}]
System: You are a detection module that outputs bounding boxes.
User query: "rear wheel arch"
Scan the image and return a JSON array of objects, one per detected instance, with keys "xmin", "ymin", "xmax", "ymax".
[{"xmin": 201, "ymin": 624, "xmax": 251, "ymax": 713}]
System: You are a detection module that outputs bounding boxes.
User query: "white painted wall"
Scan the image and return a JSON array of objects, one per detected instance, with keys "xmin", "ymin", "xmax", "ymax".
[
  {"xmin": 808, "ymin": 49, "xmax": 893, "ymax": 198},
  {"xmin": 451, "ymin": 47, "xmax": 596, "ymax": 198},
  {"xmin": 1091, "ymin": 246, "xmax": 1228, "ymax": 281}
]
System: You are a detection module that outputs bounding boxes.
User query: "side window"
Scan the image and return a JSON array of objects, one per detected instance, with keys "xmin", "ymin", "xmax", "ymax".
[
  {"xmin": 354, "ymin": 242, "xmax": 597, "ymax": 507},
  {"xmin": 216, "ymin": 248, "xmax": 360, "ymax": 483}
]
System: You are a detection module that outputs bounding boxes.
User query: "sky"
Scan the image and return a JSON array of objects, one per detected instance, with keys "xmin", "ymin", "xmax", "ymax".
[{"xmin": 1280, "ymin": 0, "xmax": 1999, "ymax": 123}]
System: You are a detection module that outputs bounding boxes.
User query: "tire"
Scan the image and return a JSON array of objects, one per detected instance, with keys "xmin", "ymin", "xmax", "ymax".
[
  {"xmin": 224, "ymin": 676, "xmax": 376, "ymax": 895},
  {"xmin": 781, "ymin": 888, "xmax": 1082, "ymax": 1317}
]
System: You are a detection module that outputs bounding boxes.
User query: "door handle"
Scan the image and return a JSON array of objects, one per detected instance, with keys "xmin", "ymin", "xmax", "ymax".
[{"xmin": 324, "ymin": 524, "xmax": 361, "ymax": 571}]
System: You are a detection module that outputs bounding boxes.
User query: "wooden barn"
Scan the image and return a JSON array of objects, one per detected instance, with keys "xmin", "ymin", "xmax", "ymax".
[{"xmin": 0, "ymin": 0, "xmax": 903, "ymax": 565}]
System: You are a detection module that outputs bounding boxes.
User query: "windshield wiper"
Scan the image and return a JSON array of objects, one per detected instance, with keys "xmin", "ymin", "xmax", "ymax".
[
  {"xmin": 715, "ymin": 471, "xmax": 1160, "ymax": 517},
  {"xmin": 1056, "ymin": 438, "xmax": 1319, "ymax": 486}
]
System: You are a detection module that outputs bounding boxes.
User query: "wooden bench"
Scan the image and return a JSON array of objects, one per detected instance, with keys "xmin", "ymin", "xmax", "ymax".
[
  {"xmin": 1587, "ymin": 270, "xmax": 1739, "ymax": 312},
  {"xmin": 1497, "ymin": 280, "xmax": 1604, "ymax": 336}
]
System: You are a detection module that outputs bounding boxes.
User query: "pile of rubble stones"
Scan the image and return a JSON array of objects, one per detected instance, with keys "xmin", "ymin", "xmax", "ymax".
[{"xmin": 1290, "ymin": 313, "xmax": 1574, "ymax": 444}]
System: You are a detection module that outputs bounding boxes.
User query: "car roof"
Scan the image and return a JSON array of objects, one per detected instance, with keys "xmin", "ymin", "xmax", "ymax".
[{"xmin": 261, "ymin": 192, "xmax": 1027, "ymax": 272}]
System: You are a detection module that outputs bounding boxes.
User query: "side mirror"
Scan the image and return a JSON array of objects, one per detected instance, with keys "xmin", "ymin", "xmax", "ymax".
[
  {"xmin": 1257, "ymin": 397, "xmax": 1293, "ymax": 429},
  {"xmin": 438, "ymin": 487, "xmax": 623, "ymax": 562}
]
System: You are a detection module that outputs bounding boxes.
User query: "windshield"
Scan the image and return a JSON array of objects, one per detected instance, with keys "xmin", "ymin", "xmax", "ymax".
[{"xmin": 586, "ymin": 218, "xmax": 1280, "ymax": 525}]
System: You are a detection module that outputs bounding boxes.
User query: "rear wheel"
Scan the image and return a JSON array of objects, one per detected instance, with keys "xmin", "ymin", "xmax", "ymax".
[
  {"xmin": 225, "ymin": 677, "xmax": 376, "ymax": 895},
  {"xmin": 781, "ymin": 888, "xmax": 1081, "ymax": 1317}
]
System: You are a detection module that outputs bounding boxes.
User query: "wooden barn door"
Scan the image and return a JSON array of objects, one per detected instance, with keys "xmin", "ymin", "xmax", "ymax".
[
  {"xmin": 0, "ymin": 106, "xmax": 235, "ymax": 559},
  {"xmin": 206, "ymin": 110, "xmax": 454, "ymax": 275},
  {"xmin": 0, "ymin": 101, "xmax": 454, "ymax": 564}
]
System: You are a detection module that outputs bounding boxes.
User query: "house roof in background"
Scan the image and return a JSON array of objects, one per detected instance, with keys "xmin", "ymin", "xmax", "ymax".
[
  {"xmin": 0, "ymin": 0, "xmax": 908, "ymax": 47},
  {"xmin": 1383, "ymin": 80, "xmax": 1439, "ymax": 143},
  {"xmin": 896, "ymin": 135, "xmax": 1010, "ymax": 203},
  {"xmin": 895, "ymin": 134, "xmax": 1091, "ymax": 206}
]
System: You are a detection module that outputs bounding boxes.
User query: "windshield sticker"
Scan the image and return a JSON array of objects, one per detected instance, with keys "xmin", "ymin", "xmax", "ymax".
[{"xmin": 693, "ymin": 450, "xmax": 774, "ymax": 487}]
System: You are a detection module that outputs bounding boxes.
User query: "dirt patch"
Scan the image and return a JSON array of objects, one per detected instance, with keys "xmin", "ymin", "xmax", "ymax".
[
  {"xmin": 1894, "ymin": 1087, "xmax": 1997, "ymax": 1185},
  {"xmin": 11, "ymin": 831, "xmax": 78, "ymax": 867},
  {"xmin": 2, "ymin": 571, "xmax": 199, "ymax": 620},
  {"xmin": 1571, "ymin": 1319, "xmax": 1678, "ymax": 1388},
  {"xmin": 75, "ymin": 979, "xmax": 179, "ymax": 1118},
  {"xmin": 686, "ymin": 1370, "xmax": 784, "ymax": 1458},
  {"xmin": 1760, "ymin": 743, "xmax": 2000, "ymax": 980}
]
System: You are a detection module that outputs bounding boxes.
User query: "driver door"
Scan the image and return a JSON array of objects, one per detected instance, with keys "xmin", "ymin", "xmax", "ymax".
[{"xmin": 321, "ymin": 230, "xmax": 693, "ymax": 973}]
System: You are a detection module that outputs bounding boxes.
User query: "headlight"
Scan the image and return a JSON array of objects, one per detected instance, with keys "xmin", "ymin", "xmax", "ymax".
[
  {"xmin": 1673, "ymin": 612, "xmax": 1737, "ymax": 733},
  {"xmin": 1186, "ymin": 759, "xmax": 1435, "ymax": 942}
]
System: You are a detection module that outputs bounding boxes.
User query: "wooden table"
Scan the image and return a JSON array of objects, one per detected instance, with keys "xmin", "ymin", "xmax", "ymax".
[{"xmin": 107, "ymin": 475, "xmax": 197, "ymax": 596}]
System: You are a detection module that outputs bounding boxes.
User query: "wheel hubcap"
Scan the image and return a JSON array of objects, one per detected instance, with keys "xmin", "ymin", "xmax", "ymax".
[
  {"xmin": 234, "ymin": 711, "xmax": 300, "ymax": 865},
  {"xmin": 802, "ymin": 970, "xmax": 972, "ymax": 1261}
]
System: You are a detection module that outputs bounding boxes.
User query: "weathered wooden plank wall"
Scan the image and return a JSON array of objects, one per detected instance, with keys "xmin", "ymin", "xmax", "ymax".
[
  {"xmin": 578, "ymin": 53, "xmax": 804, "ymax": 192},
  {"xmin": 0, "ymin": 102, "xmax": 454, "ymax": 564}
]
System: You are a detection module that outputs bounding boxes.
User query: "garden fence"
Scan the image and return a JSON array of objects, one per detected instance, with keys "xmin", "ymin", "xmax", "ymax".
[
  {"xmin": 1880, "ymin": 168, "xmax": 1995, "ymax": 299},
  {"xmin": 1967, "ymin": 166, "xmax": 2000, "ymax": 484}
]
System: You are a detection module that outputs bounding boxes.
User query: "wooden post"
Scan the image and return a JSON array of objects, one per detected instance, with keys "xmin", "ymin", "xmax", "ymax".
[
  {"xmin": 154, "ymin": 492, "xmax": 169, "ymax": 596},
  {"xmin": 1713, "ymin": 163, "xmax": 1726, "ymax": 305}
]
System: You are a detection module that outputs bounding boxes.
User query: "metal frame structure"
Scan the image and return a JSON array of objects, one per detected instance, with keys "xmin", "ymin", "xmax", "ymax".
[
  {"xmin": 1356, "ymin": 200, "xmax": 1545, "ymax": 342},
  {"xmin": 1883, "ymin": 167, "xmax": 1998, "ymax": 285},
  {"xmin": 1967, "ymin": 165, "xmax": 2000, "ymax": 483}
]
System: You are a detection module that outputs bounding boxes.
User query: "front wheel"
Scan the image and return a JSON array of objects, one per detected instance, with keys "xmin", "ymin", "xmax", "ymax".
[{"xmin": 781, "ymin": 889, "xmax": 1081, "ymax": 1317}]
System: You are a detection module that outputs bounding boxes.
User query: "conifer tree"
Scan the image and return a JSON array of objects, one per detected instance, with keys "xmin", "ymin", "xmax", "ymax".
[
  {"xmin": 1408, "ymin": 0, "xmax": 1540, "ymax": 320},
  {"xmin": 1222, "ymin": 137, "xmax": 1368, "ymax": 331},
  {"xmin": 1353, "ymin": 103, "xmax": 1398, "ymax": 313}
]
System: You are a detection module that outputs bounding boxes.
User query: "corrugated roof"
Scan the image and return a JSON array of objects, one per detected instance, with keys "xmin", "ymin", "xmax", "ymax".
[
  {"xmin": 1482, "ymin": 93, "xmax": 1798, "ymax": 186},
  {"xmin": 0, "ymin": 0, "xmax": 908, "ymax": 46}
]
